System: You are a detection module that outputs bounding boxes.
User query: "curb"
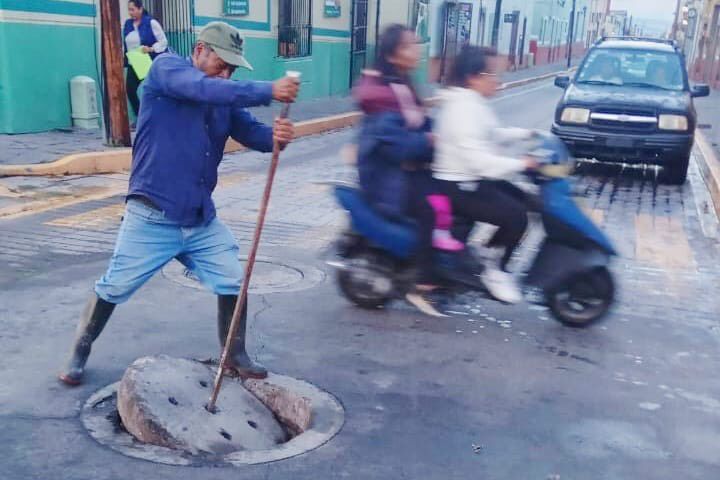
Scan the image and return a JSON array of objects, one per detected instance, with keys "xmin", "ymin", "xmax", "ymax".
[
  {"xmin": 0, "ymin": 68, "xmax": 571, "ymax": 178},
  {"xmin": 695, "ymin": 130, "xmax": 720, "ymax": 218}
]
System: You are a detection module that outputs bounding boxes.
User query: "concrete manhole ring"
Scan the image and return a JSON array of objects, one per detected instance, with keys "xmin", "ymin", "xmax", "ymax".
[
  {"xmin": 81, "ymin": 371, "xmax": 345, "ymax": 466},
  {"xmin": 161, "ymin": 255, "xmax": 325, "ymax": 294}
]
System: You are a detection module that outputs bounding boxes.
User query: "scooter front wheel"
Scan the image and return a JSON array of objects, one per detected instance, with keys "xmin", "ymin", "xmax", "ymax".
[
  {"xmin": 546, "ymin": 267, "xmax": 615, "ymax": 328},
  {"xmin": 336, "ymin": 253, "xmax": 394, "ymax": 309}
]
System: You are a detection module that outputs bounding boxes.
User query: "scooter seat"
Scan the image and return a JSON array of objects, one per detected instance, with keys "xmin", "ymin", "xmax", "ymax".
[{"xmin": 334, "ymin": 185, "xmax": 417, "ymax": 259}]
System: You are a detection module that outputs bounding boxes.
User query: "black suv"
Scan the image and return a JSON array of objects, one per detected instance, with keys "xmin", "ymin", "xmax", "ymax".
[{"xmin": 551, "ymin": 37, "xmax": 710, "ymax": 184}]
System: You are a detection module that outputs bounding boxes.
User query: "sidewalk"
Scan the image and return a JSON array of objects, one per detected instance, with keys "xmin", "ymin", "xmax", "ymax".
[
  {"xmin": 693, "ymin": 88, "xmax": 720, "ymax": 217},
  {"xmin": 0, "ymin": 60, "xmax": 575, "ymax": 167}
]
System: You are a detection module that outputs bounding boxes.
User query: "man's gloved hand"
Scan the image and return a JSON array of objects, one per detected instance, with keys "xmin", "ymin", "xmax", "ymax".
[
  {"xmin": 273, "ymin": 117, "xmax": 295, "ymax": 150},
  {"xmin": 272, "ymin": 76, "xmax": 300, "ymax": 103}
]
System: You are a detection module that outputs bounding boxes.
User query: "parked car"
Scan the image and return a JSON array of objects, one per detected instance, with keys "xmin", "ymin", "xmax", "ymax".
[{"xmin": 551, "ymin": 36, "xmax": 710, "ymax": 184}]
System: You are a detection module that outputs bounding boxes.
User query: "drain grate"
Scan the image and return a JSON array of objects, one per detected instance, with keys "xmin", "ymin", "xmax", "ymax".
[
  {"xmin": 161, "ymin": 256, "xmax": 325, "ymax": 294},
  {"xmin": 81, "ymin": 373, "xmax": 345, "ymax": 466}
]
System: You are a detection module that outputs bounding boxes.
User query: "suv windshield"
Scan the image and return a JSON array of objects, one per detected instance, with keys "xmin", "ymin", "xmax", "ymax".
[{"xmin": 576, "ymin": 48, "xmax": 686, "ymax": 91}]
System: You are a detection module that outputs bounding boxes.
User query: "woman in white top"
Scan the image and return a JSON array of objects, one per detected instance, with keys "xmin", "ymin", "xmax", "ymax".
[
  {"xmin": 123, "ymin": 0, "xmax": 168, "ymax": 118},
  {"xmin": 433, "ymin": 45, "xmax": 537, "ymax": 304}
]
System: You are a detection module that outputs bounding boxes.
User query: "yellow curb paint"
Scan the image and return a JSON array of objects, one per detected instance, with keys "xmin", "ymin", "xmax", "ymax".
[
  {"xmin": 217, "ymin": 172, "xmax": 251, "ymax": 188},
  {"xmin": 634, "ymin": 213, "xmax": 694, "ymax": 270},
  {"xmin": 0, "ymin": 185, "xmax": 128, "ymax": 220},
  {"xmin": 37, "ymin": 169, "xmax": 254, "ymax": 229},
  {"xmin": 0, "ymin": 149, "xmax": 132, "ymax": 177},
  {"xmin": 588, "ymin": 209, "xmax": 605, "ymax": 226},
  {"xmin": 44, "ymin": 203, "xmax": 125, "ymax": 230},
  {"xmin": 0, "ymin": 183, "xmax": 21, "ymax": 198}
]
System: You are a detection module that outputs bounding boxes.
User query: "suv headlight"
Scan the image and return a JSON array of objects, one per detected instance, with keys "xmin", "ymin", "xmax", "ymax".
[
  {"xmin": 658, "ymin": 114, "xmax": 688, "ymax": 131},
  {"xmin": 560, "ymin": 107, "xmax": 590, "ymax": 124}
]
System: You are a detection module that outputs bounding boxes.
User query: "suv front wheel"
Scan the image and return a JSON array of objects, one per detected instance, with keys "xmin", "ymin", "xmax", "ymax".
[{"xmin": 660, "ymin": 152, "xmax": 690, "ymax": 185}]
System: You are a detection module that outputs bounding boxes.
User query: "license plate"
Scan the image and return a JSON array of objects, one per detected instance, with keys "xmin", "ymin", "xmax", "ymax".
[{"xmin": 606, "ymin": 137, "xmax": 634, "ymax": 148}]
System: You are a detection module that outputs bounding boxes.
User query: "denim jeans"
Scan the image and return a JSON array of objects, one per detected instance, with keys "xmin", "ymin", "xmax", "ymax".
[{"xmin": 95, "ymin": 199, "xmax": 243, "ymax": 304}]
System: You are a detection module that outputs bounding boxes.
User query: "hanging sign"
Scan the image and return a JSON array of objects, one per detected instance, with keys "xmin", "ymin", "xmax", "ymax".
[
  {"xmin": 224, "ymin": 0, "xmax": 249, "ymax": 16},
  {"xmin": 324, "ymin": 0, "xmax": 341, "ymax": 18}
]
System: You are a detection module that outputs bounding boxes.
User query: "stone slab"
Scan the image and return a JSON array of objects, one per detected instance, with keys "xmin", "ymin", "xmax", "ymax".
[
  {"xmin": 243, "ymin": 378, "xmax": 312, "ymax": 436},
  {"xmin": 117, "ymin": 355, "xmax": 287, "ymax": 455}
]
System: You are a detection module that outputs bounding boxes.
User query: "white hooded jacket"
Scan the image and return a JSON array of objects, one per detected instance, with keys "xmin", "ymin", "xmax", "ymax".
[{"xmin": 433, "ymin": 87, "xmax": 529, "ymax": 182}]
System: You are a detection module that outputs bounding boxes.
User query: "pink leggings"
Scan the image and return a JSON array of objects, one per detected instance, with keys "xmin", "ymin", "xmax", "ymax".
[{"xmin": 427, "ymin": 195, "xmax": 453, "ymax": 230}]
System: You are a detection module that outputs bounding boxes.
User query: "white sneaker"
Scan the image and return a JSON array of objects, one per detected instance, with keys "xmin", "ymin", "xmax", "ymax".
[{"xmin": 480, "ymin": 266, "xmax": 523, "ymax": 304}]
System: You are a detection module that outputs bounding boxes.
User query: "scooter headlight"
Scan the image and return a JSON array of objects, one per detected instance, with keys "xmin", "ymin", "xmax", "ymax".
[
  {"xmin": 560, "ymin": 107, "xmax": 590, "ymax": 124},
  {"xmin": 658, "ymin": 114, "xmax": 688, "ymax": 131}
]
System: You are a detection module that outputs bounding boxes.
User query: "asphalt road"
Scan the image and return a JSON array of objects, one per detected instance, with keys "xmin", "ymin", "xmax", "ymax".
[{"xmin": 1, "ymin": 81, "xmax": 720, "ymax": 479}]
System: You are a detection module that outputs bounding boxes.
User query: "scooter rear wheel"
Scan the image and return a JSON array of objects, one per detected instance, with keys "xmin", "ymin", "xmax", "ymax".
[
  {"xmin": 336, "ymin": 253, "xmax": 394, "ymax": 309},
  {"xmin": 547, "ymin": 267, "xmax": 614, "ymax": 327}
]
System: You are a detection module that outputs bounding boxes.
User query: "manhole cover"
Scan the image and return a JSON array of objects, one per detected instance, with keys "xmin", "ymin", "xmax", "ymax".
[
  {"xmin": 162, "ymin": 256, "xmax": 325, "ymax": 294},
  {"xmin": 81, "ymin": 369, "xmax": 345, "ymax": 466}
]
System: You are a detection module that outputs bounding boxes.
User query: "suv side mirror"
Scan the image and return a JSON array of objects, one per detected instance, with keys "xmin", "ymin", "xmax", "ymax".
[
  {"xmin": 554, "ymin": 75, "xmax": 570, "ymax": 89},
  {"xmin": 691, "ymin": 84, "xmax": 710, "ymax": 98}
]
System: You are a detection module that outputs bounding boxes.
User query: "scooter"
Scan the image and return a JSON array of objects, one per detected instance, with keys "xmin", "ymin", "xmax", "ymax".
[{"xmin": 329, "ymin": 133, "xmax": 617, "ymax": 327}]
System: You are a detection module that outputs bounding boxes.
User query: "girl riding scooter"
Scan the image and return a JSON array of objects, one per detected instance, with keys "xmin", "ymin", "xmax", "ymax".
[{"xmin": 354, "ymin": 24, "xmax": 453, "ymax": 315}]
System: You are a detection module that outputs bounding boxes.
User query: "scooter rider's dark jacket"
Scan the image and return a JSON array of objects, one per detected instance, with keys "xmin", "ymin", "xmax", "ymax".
[{"xmin": 353, "ymin": 70, "xmax": 433, "ymax": 220}]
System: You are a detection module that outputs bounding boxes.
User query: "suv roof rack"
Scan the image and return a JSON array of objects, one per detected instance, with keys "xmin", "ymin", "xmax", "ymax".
[{"xmin": 595, "ymin": 36, "xmax": 679, "ymax": 49}]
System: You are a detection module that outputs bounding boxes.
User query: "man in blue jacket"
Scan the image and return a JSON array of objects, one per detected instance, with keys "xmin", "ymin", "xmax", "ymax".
[{"xmin": 59, "ymin": 21, "xmax": 299, "ymax": 385}]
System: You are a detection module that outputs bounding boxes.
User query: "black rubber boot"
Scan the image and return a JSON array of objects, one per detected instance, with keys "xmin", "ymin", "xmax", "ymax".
[
  {"xmin": 217, "ymin": 295, "xmax": 268, "ymax": 379},
  {"xmin": 59, "ymin": 295, "xmax": 116, "ymax": 386}
]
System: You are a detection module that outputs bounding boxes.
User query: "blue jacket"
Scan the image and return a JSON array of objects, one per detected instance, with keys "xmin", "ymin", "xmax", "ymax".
[
  {"xmin": 354, "ymin": 73, "xmax": 433, "ymax": 219},
  {"xmin": 123, "ymin": 14, "xmax": 163, "ymax": 65},
  {"xmin": 128, "ymin": 54, "xmax": 274, "ymax": 227}
]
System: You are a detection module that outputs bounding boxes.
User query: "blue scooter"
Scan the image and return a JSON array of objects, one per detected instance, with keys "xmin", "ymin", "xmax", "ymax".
[{"xmin": 330, "ymin": 133, "xmax": 617, "ymax": 327}]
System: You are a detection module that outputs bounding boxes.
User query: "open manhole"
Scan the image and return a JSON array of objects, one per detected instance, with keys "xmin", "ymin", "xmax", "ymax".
[
  {"xmin": 81, "ymin": 356, "xmax": 344, "ymax": 466},
  {"xmin": 162, "ymin": 255, "xmax": 325, "ymax": 294}
]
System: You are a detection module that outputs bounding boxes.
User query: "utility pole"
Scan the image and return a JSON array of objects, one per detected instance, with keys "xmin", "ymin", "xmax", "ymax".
[
  {"xmin": 99, "ymin": 0, "xmax": 131, "ymax": 147},
  {"xmin": 491, "ymin": 0, "xmax": 502, "ymax": 48},
  {"xmin": 475, "ymin": 0, "xmax": 484, "ymax": 46},
  {"xmin": 374, "ymin": 0, "xmax": 381, "ymax": 59},
  {"xmin": 567, "ymin": 0, "xmax": 576, "ymax": 68},
  {"xmin": 671, "ymin": 0, "xmax": 682, "ymax": 39}
]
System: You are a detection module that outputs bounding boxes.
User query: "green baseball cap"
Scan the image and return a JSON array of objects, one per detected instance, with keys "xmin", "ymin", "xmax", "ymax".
[{"xmin": 198, "ymin": 21, "xmax": 253, "ymax": 70}]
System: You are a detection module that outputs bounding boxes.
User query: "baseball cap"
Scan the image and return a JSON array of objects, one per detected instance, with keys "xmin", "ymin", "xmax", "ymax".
[{"xmin": 198, "ymin": 21, "xmax": 253, "ymax": 70}]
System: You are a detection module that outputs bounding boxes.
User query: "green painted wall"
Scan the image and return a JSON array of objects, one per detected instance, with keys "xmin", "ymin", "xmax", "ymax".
[
  {"xmin": 0, "ymin": 22, "xmax": 10, "ymax": 132},
  {"xmin": 0, "ymin": 2, "xmax": 429, "ymax": 133},
  {"xmin": 0, "ymin": 22, "xmax": 99, "ymax": 133},
  {"xmin": 231, "ymin": 37, "xmax": 352, "ymax": 100}
]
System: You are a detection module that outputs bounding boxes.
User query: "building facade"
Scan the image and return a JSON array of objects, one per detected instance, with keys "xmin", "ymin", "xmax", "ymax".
[
  {"xmin": 605, "ymin": 9, "xmax": 629, "ymax": 36},
  {"xmin": 0, "ymin": 0, "xmax": 426, "ymax": 134},
  {"xmin": 585, "ymin": 0, "xmax": 609, "ymax": 47},
  {"xmin": 426, "ymin": 0, "xmax": 590, "ymax": 81},
  {"xmin": 529, "ymin": 0, "xmax": 589, "ymax": 66},
  {"xmin": 689, "ymin": 0, "xmax": 720, "ymax": 88}
]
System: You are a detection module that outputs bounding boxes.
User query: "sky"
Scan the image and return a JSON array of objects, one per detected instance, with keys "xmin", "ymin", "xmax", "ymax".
[{"xmin": 609, "ymin": 0, "xmax": 677, "ymax": 35}]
